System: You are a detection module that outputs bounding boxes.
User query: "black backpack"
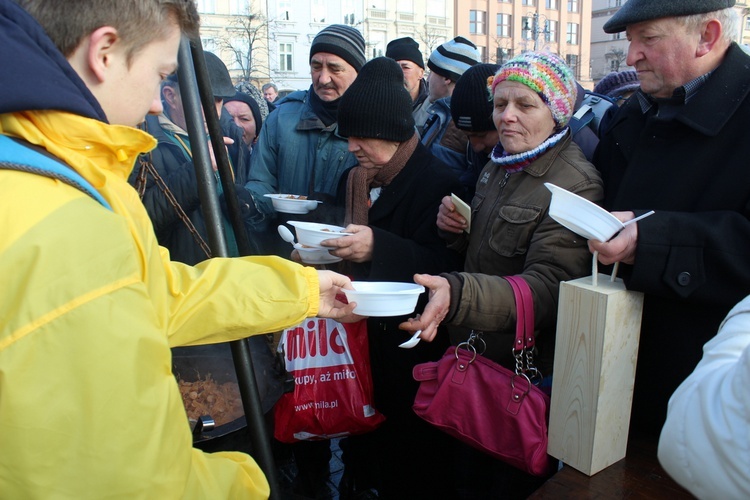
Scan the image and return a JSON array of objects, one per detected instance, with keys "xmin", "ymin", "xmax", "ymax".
[{"xmin": 569, "ymin": 91, "xmax": 617, "ymax": 138}]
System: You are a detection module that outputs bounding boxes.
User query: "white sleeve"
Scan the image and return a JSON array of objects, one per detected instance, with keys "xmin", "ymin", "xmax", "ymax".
[{"xmin": 658, "ymin": 296, "xmax": 750, "ymax": 500}]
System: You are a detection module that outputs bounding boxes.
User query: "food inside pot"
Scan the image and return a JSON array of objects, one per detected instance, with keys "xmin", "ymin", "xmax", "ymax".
[{"xmin": 178, "ymin": 374, "xmax": 243, "ymax": 426}]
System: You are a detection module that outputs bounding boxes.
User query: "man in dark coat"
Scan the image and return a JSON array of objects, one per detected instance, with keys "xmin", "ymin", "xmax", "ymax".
[
  {"xmin": 591, "ymin": 0, "xmax": 750, "ymax": 437},
  {"xmin": 130, "ymin": 52, "xmax": 258, "ymax": 264}
]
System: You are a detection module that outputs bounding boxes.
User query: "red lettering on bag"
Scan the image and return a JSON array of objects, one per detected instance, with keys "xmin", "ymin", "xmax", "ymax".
[{"xmin": 286, "ymin": 319, "xmax": 347, "ymax": 361}]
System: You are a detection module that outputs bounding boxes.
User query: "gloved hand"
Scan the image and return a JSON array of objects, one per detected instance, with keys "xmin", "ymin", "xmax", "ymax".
[{"xmin": 219, "ymin": 184, "xmax": 260, "ymax": 221}]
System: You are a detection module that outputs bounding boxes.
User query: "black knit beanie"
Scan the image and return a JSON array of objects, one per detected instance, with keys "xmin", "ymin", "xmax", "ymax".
[
  {"xmin": 385, "ymin": 37, "xmax": 425, "ymax": 69},
  {"xmin": 338, "ymin": 57, "xmax": 415, "ymax": 141},
  {"xmin": 225, "ymin": 91, "xmax": 263, "ymax": 132},
  {"xmin": 450, "ymin": 63, "xmax": 500, "ymax": 132},
  {"xmin": 309, "ymin": 24, "xmax": 366, "ymax": 72}
]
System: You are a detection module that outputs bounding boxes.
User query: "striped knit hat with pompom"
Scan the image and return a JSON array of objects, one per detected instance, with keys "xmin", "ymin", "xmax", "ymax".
[{"xmin": 490, "ymin": 51, "xmax": 577, "ymax": 130}]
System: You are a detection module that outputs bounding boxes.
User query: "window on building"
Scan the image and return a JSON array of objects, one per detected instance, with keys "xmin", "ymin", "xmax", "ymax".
[
  {"xmin": 196, "ymin": 0, "xmax": 215, "ymax": 13},
  {"xmin": 279, "ymin": 0, "xmax": 292, "ymax": 21},
  {"xmin": 566, "ymin": 54, "xmax": 579, "ymax": 79},
  {"xmin": 546, "ymin": 0, "xmax": 558, "ymax": 9},
  {"xmin": 567, "ymin": 0, "xmax": 578, "ymax": 13},
  {"xmin": 566, "ymin": 22, "xmax": 578, "ymax": 44},
  {"xmin": 229, "ymin": 38, "xmax": 245, "ymax": 70},
  {"xmin": 546, "ymin": 20, "xmax": 558, "ymax": 43},
  {"xmin": 201, "ymin": 37, "xmax": 217, "ymax": 54},
  {"xmin": 496, "ymin": 47, "xmax": 513, "ymax": 64},
  {"xmin": 427, "ymin": 0, "xmax": 445, "ymax": 16},
  {"xmin": 397, "ymin": 0, "xmax": 413, "ymax": 12},
  {"xmin": 522, "ymin": 16, "xmax": 533, "ymax": 40},
  {"xmin": 746, "ymin": 16, "xmax": 750, "ymax": 31},
  {"xmin": 498, "ymin": 0, "xmax": 511, "ymax": 3},
  {"xmin": 229, "ymin": 0, "xmax": 249, "ymax": 15},
  {"xmin": 371, "ymin": 30, "xmax": 386, "ymax": 59},
  {"xmin": 343, "ymin": 0, "xmax": 356, "ymax": 24},
  {"xmin": 279, "ymin": 42, "xmax": 293, "ymax": 72},
  {"xmin": 522, "ymin": 0, "xmax": 535, "ymax": 5},
  {"xmin": 470, "ymin": 10, "xmax": 486, "ymax": 35},
  {"xmin": 477, "ymin": 45, "xmax": 487, "ymax": 63},
  {"xmin": 311, "ymin": 0, "xmax": 326, "ymax": 22},
  {"xmin": 497, "ymin": 13, "xmax": 512, "ymax": 37}
]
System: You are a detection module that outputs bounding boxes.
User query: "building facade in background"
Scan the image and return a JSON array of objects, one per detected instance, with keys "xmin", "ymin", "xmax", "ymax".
[
  {"xmin": 457, "ymin": 0, "xmax": 593, "ymax": 86},
  {"xmin": 195, "ymin": 1, "xmax": 750, "ymax": 93}
]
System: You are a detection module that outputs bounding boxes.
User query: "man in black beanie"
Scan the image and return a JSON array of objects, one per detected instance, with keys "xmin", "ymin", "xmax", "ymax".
[
  {"xmin": 244, "ymin": 24, "xmax": 366, "ymax": 254},
  {"xmin": 589, "ymin": 0, "xmax": 750, "ymax": 448},
  {"xmin": 438, "ymin": 62, "xmax": 500, "ymax": 199},
  {"xmin": 386, "ymin": 36, "xmax": 428, "ymax": 112}
]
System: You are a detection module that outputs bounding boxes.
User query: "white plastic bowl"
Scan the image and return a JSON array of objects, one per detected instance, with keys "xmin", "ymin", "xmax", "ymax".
[
  {"xmin": 264, "ymin": 194, "xmax": 322, "ymax": 214},
  {"xmin": 288, "ymin": 221, "xmax": 351, "ymax": 249},
  {"xmin": 293, "ymin": 243, "xmax": 342, "ymax": 265},
  {"xmin": 545, "ymin": 183, "xmax": 623, "ymax": 241},
  {"xmin": 343, "ymin": 281, "xmax": 425, "ymax": 317}
]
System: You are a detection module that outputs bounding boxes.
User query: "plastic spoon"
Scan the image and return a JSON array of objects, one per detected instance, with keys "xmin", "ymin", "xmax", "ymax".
[
  {"xmin": 399, "ymin": 330, "xmax": 422, "ymax": 349},
  {"xmin": 277, "ymin": 225, "xmax": 296, "ymax": 248},
  {"xmin": 622, "ymin": 210, "xmax": 655, "ymax": 228},
  {"xmin": 607, "ymin": 210, "xmax": 656, "ymax": 242}
]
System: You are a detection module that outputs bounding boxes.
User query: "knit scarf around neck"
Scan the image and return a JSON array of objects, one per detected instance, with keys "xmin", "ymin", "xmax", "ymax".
[
  {"xmin": 490, "ymin": 128, "xmax": 568, "ymax": 173},
  {"xmin": 308, "ymin": 87, "xmax": 340, "ymax": 127},
  {"xmin": 345, "ymin": 133, "xmax": 418, "ymax": 225}
]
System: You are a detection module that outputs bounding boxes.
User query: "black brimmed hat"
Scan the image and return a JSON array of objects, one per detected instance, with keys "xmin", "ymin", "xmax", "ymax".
[{"xmin": 603, "ymin": 0, "xmax": 736, "ymax": 33}]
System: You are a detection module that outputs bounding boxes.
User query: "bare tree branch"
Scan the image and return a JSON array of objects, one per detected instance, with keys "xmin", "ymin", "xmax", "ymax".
[
  {"xmin": 415, "ymin": 24, "xmax": 447, "ymax": 58},
  {"xmin": 217, "ymin": 5, "xmax": 275, "ymax": 84}
]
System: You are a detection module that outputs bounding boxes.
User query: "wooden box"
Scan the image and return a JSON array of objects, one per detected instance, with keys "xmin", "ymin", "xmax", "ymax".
[{"xmin": 547, "ymin": 274, "xmax": 644, "ymax": 476}]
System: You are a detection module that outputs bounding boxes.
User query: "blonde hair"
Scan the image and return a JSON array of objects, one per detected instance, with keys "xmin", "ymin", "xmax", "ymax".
[{"xmin": 14, "ymin": 0, "xmax": 200, "ymax": 64}]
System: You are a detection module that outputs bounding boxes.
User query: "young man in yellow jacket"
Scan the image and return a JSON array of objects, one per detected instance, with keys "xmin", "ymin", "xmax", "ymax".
[{"xmin": 0, "ymin": 1, "xmax": 358, "ymax": 498}]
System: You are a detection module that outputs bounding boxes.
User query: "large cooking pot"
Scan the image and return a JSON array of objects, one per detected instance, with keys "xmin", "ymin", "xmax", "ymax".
[{"xmin": 172, "ymin": 336, "xmax": 290, "ymax": 454}]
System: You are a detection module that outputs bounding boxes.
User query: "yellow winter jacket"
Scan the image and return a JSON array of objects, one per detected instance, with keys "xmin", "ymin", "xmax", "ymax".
[{"xmin": 0, "ymin": 110, "xmax": 320, "ymax": 499}]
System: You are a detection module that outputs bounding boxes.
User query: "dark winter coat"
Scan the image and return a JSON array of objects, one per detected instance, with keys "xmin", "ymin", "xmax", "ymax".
[
  {"xmin": 593, "ymin": 42, "xmax": 750, "ymax": 436},
  {"xmin": 130, "ymin": 114, "xmax": 254, "ymax": 265},
  {"xmin": 333, "ymin": 141, "xmax": 464, "ymax": 499}
]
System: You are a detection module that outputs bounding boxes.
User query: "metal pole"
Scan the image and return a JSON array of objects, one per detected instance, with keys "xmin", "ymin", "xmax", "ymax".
[{"xmin": 177, "ymin": 37, "xmax": 281, "ymax": 500}]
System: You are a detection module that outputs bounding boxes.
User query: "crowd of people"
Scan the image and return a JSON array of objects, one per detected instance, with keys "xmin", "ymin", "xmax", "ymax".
[{"xmin": 2, "ymin": 0, "xmax": 750, "ymax": 499}]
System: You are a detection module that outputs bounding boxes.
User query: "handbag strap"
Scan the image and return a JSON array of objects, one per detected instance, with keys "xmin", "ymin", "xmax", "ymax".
[
  {"xmin": 505, "ymin": 275, "xmax": 534, "ymax": 351},
  {"xmin": 505, "ymin": 275, "xmax": 540, "ymax": 379}
]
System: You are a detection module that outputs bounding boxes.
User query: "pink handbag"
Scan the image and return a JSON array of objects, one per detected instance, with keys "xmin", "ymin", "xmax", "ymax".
[{"xmin": 412, "ymin": 275, "xmax": 555, "ymax": 477}]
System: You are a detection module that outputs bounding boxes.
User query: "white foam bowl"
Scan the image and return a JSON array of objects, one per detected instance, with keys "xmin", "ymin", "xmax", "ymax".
[
  {"xmin": 288, "ymin": 221, "xmax": 351, "ymax": 249},
  {"xmin": 545, "ymin": 182, "xmax": 623, "ymax": 241},
  {"xmin": 293, "ymin": 244, "xmax": 342, "ymax": 265},
  {"xmin": 264, "ymin": 194, "xmax": 322, "ymax": 214},
  {"xmin": 343, "ymin": 281, "xmax": 425, "ymax": 317}
]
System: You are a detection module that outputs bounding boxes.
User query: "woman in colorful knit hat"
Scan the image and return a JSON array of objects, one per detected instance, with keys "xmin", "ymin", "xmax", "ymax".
[{"xmin": 400, "ymin": 51, "xmax": 605, "ymax": 497}]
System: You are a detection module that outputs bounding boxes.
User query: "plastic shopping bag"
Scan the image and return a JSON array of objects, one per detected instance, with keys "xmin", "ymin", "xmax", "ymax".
[{"xmin": 273, "ymin": 317, "xmax": 385, "ymax": 443}]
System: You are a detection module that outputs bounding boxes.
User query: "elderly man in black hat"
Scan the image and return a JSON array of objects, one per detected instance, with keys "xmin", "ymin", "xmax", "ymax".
[
  {"xmin": 385, "ymin": 37, "xmax": 427, "ymax": 107},
  {"xmin": 589, "ymin": 0, "xmax": 750, "ymax": 442},
  {"xmin": 244, "ymin": 24, "xmax": 366, "ymax": 256},
  {"xmin": 129, "ymin": 51, "xmax": 258, "ymax": 264}
]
